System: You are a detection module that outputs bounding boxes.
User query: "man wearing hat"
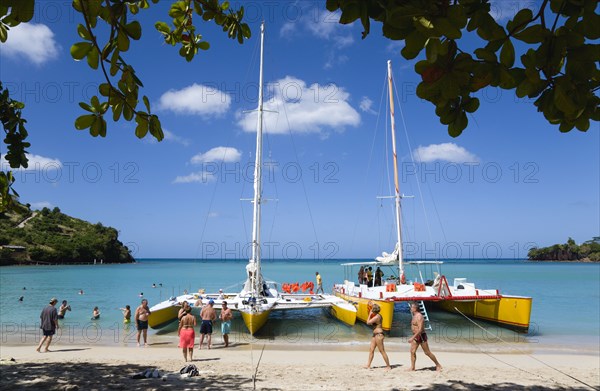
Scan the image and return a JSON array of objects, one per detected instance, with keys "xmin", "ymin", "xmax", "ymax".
[
  {"xmin": 36, "ymin": 298, "xmax": 59, "ymax": 352},
  {"xmin": 199, "ymin": 299, "xmax": 217, "ymax": 349}
]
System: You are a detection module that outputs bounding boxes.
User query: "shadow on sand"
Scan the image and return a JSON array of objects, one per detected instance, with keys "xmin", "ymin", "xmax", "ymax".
[
  {"xmin": 393, "ymin": 379, "xmax": 595, "ymax": 391},
  {"xmin": 0, "ymin": 361, "xmax": 255, "ymax": 390}
]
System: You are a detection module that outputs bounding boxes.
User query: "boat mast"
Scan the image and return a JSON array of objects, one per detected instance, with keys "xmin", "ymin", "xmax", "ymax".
[
  {"xmin": 250, "ymin": 22, "xmax": 265, "ymax": 295},
  {"xmin": 387, "ymin": 60, "xmax": 404, "ymax": 278}
]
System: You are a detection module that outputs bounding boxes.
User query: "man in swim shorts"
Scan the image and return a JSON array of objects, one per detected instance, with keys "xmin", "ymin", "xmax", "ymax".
[
  {"xmin": 135, "ymin": 299, "xmax": 151, "ymax": 347},
  {"xmin": 220, "ymin": 301, "xmax": 233, "ymax": 347},
  {"xmin": 408, "ymin": 302, "xmax": 441, "ymax": 371},
  {"xmin": 36, "ymin": 298, "xmax": 59, "ymax": 353},
  {"xmin": 199, "ymin": 299, "xmax": 216, "ymax": 349}
]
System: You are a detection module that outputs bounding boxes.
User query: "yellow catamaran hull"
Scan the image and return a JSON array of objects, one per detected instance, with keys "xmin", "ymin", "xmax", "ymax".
[
  {"xmin": 434, "ymin": 296, "xmax": 532, "ymax": 331},
  {"xmin": 329, "ymin": 303, "xmax": 357, "ymax": 327},
  {"xmin": 240, "ymin": 309, "xmax": 271, "ymax": 335},
  {"xmin": 148, "ymin": 305, "xmax": 180, "ymax": 329},
  {"xmin": 334, "ymin": 292, "xmax": 395, "ymax": 331}
]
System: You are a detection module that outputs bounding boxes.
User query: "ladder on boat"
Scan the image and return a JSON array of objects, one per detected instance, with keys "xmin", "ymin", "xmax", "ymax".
[{"xmin": 417, "ymin": 301, "xmax": 432, "ymax": 331}]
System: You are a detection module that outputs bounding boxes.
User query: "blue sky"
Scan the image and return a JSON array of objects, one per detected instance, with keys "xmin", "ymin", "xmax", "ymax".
[{"xmin": 1, "ymin": 1, "xmax": 598, "ymax": 260}]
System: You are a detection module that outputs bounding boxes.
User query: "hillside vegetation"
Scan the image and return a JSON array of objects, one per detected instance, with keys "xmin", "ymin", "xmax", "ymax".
[
  {"xmin": 528, "ymin": 237, "xmax": 600, "ymax": 262},
  {"xmin": 0, "ymin": 202, "xmax": 134, "ymax": 265}
]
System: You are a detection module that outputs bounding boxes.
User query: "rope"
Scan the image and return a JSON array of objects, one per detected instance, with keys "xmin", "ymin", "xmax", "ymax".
[
  {"xmin": 454, "ymin": 307, "xmax": 599, "ymax": 390},
  {"xmin": 252, "ymin": 344, "xmax": 266, "ymax": 390}
]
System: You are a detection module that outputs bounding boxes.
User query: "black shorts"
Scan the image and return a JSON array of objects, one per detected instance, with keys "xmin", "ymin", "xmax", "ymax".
[
  {"xmin": 58, "ymin": 315, "xmax": 64, "ymax": 319},
  {"xmin": 200, "ymin": 320, "xmax": 213, "ymax": 334},
  {"xmin": 415, "ymin": 332, "xmax": 428, "ymax": 344},
  {"xmin": 136, "ymin": 320, "xmax": 148, "ymax": 330},
  {"xmin": 42, "ymin": 329, "xmax": 55, "ymax": 337}
]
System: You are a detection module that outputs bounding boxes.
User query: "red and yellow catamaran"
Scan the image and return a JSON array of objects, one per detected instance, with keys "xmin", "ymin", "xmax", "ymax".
[{"xmin": 331, "ymin": 61, "xmax": 532, "ymax": 332}]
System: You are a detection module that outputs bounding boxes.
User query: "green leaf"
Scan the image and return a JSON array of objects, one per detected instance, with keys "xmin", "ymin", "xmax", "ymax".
[
  {"xmin": 434, "ymin": 17, "xmax": 462, "ymax": 39},
  {"xmin": 514, "ymin": 25, "xmax": 548, "ymax": 43},
  {"xmin": 508, "ymin": 8, "xmax": 533, "ymax": 34},
  {"xmin": 77, "ymin": 24, "xmax": 92, "ymax": 40},
  {"xmin": 155, "ymin": 21, "xmax": 171, "ymax": 34},
  {"xmin": 500, "ymin": 39, "xmax": 515, "ymax": 67},
  {"xmin": 464, "ymin": 97, "xmax": 480, "ymax": 113},
  {"xmin": 339, "ymin": 2, "xmax": 360, "ymax": 24},
  {"xmin": 425, "ymin": 38, "xmax": 440, "ymax": 63},
  {"xmin": 401, "ymin": 30, "xmax": 427, "ymax": 60},
  {"xmin": 474, "ymin": 48, "xmax": 496, "ymax": 62},
  {"xmin": 135, "ymin": 115, "xmax": 149, "ymax": 138},
  {"xmin": 149, "ymin": 115, "xmax": 164, "ymax": 141},
  {"xmin": 125, "ymin": 21, "xmax": 142, "ymax": 40},
  {"xmin": 70, "ymin": 42, "xmax": 93, "ymax": 60},
  {"xmin": 117, "ymin": 31, "xmax": 130, "ymax": 51},
  {"xmin": 448, "ymin": 111, "xmax": 468, "ymax": 137},
  {"xmin": 90, "ymin": 117, "xmax": 101, "ymax": 137},
  {"xmin": 143, "ymin": 96, "xmax": 151, "ymax": 112},
  {"xmin": 87, "ymin": 48, "xmax": 99, "ymax": 69},
  {"xmin": 78, "ymin": 102, "xmax": 93, "ymax": 112},
  {"xmin": 198, "ymin": 41, "xmax": 210, "ymax": 50},
  {"xmin": 582, "ymin": 11, "xmax": 600, "ymax": 39},
  {"xmin": 112, "ymin": 102, "xmax": 123, "ymax": 121},
  {"xmin": 74, "ymin": 114, "xmax": 96, "ymax": 130}
]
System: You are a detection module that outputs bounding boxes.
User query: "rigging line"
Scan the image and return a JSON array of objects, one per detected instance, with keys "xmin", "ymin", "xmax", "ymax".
[
  {"xmin": 264, "ymin": 119, "xmax": 279, "ymax": 247},
  {"xmin": 454, "ymin": 307, "xmax": 599, "ymax": 391},
  {"xmin": 278, "ymin": 94, "xmax": 320, "ymax": 255},
  {"xmin": 350, "ymin": 73, "xmax": 388, "ymax": 256},
  {"xmin": 392, "ymin": 79, "xmax": 437, "ymax": 249}
]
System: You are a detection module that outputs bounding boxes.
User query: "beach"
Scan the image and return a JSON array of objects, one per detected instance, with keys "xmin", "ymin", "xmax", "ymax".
[{"xmin": 1, "ymin": 341, "xmax": 598, "ymax": 390}]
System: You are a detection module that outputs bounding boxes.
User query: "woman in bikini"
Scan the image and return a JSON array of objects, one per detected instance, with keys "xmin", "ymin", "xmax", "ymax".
[
  {"xmin": 178, "ymin": 306, "xmax": 197, "ymax": 362},
  {"xmin": 364, "ymin": 303, "xmax": 391, "ymax": 370}
]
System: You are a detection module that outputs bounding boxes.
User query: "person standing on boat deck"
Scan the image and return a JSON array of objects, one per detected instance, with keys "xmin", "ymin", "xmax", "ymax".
[
  {"xmin": 367, "ymin": 267, "xmax": 374, "ymax": 287},
  {"xmin": 58, "ymin": 300, "xmax": 71, "ymax": 319},
  {"xmin": 194, "ymin": 296, "xmax": 203, "ymax": 308},
  {"xmin": 374, "ymin": 267, "xmax": 384, "ymax": 287},
  {"xmin": 315, "ymin": 272, "xmax": 324, "ymax": 294},
  {"xmin": 36, "ymin": 298, "xmax": 59, "ymax": 353},
  {"xmin": 364, "ymin": 303, "xmax": 391, "ymax": 370},
  {"xmin": 358, "ymin": 266, "xmax": 365, "ymax": 284},
  {"xmin": 199, "ymin": 299, "xmax": 217, "ymax": 349},
  {"xmin": 218, "ymin": 289, "xmax": 225, "ymax": 300},
  {"xmin": 408, "ymin": 302, "xmax": 442, "ymax": 371},
  {"xmin": 135, "ymin": 298, "xmax": 151, "ymax": 347},
  {"xmin": 220, "ymin": 301, "xmax": 233, "ymax": 347},
  {"xmin": 178, "ymin": 306, "xmax": 196, "ymax": 361}
]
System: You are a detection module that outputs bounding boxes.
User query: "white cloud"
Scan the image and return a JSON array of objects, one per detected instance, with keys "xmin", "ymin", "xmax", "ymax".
[
  {"xmin": 208, "ymin": 212, "xmax": 219, "ymax": 218},
  {"xmin": 173, "ymin": 171, "xmax": 216, "ymax": 184},
  {"xmin": 0, "ymin": 154, "xmax": 62, "ymax": 171},
  {"xmin": 359, "ymin": 97, "xmax": 377, "ymax": 114},
  {"xmin": 191, "ymin": 147, "xmax": 241, "ymax": 164},
  {"xmin": 1, "ymin": 23, "xmax": 59, "ymax": 65},
  {"xmin": 236, "ymin": 76, "xmax": 360, "ymax": 136},
  {"xmin": 490, "ymin": 0, "xmax": 535, "ymax": 21},
  {"xmin": 163, "ymin": 130, "xmax": 190, "ymax": 146},
  {"xmin": 158, "ymin": 83, "xmax": 231, "ymax": 116},
  {"xmin": 413, "ymin": 143, "xmax": 479, "ymax": 163},
  {"xmin": 30, "ymin": 201, "xmax": 53, "ymax": 209}
]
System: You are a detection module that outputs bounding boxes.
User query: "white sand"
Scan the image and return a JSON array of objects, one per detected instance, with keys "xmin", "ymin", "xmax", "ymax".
[{"xmin": 1, "ymin": 341, "xmax": 598, "ymax": 390}]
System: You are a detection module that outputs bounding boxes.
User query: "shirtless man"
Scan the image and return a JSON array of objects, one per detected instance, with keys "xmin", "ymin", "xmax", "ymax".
[
  {"xmin": 408, "ymin": 302, "xmax": 441, "ymax": 371},
  {"xmin": 135, "ymin": 299, "xmax": 151, "ymax": 347},
  {"xmin": 220, "ymin": 301, "xmax": 233, "ymax": 347},
  {"xmin": 199, "ymin": 299, "xmax": 217, "ymax": 349}
]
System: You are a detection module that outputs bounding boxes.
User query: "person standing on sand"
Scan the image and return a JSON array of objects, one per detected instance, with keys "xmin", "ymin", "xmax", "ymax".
[
  {"xmin": 199, "ymin": 299, "xmax": 217, "ymax": 349},
  {"xmin": 364, "ymin": 303, "xmax": 391, "ymax": 370},
  {"xmin": 220, "ymin": 301, "xmax": 233, "ymax": 347},
  {"xmin": 315, "ymin": 272, "xmax": 324, "ymax": 294},
  {"xmin": 178, "ymin": 306, "xmax": 196, "ymax": 361},
  {"xmin": 135, "ymin": 299, "xmax": 151, "ymax": 347},
  {"xmin": 408, "ymin": 302, "xmax": 442, "ymax": 371},
  {"xmin": 36, "ymin": 298, "xmax": 59, "ymax": 352}
]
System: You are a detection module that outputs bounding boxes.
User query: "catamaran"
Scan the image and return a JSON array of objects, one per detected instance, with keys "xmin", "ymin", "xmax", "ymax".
[
  {"xmin": 149, "ymin": 23, "xmax": 356, "ymax": 334},
  {"xmin": 333, "ymin": 60, "xmax": 532, "ymax": 332}
]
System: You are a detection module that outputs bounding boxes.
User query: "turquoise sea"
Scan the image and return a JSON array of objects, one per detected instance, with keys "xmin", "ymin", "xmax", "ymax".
[{"xmin": 1, "ymin": 259, "xmax": 598, "ymax": 353}]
